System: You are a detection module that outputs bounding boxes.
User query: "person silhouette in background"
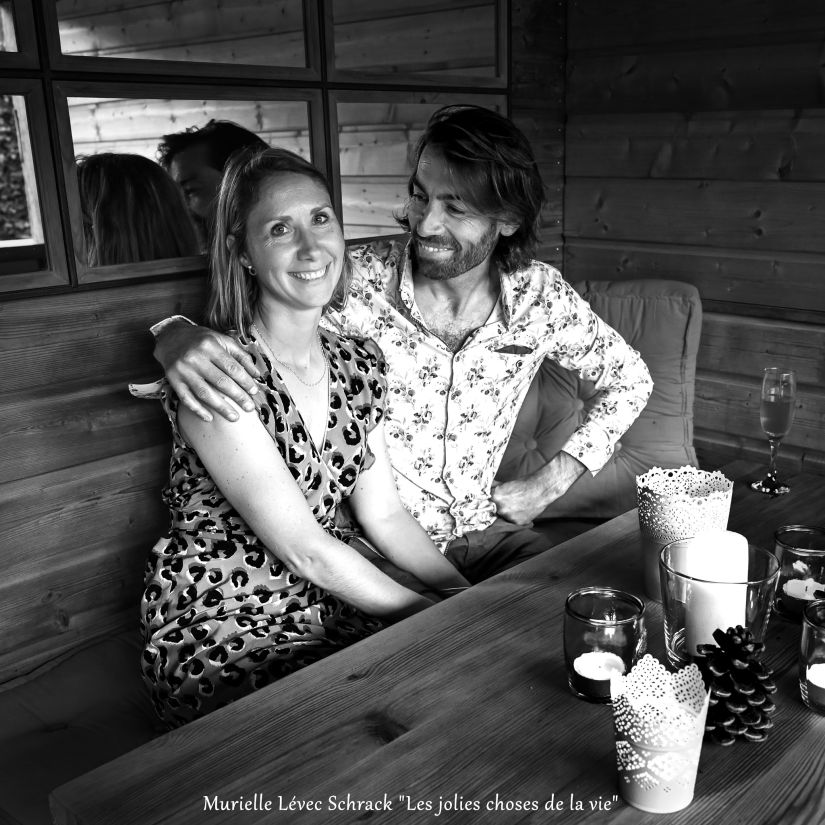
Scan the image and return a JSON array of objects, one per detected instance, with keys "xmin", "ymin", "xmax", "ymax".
[
  {"xmin": 77, "ymin": 152, "xmax": 200, "ymax": 267},
  {"xmin": 157, "ymin": 119, "xmax": 267, "ymax": 246}
]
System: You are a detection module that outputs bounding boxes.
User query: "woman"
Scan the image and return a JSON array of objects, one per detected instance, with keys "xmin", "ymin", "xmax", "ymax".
[
  {"xmin": 77, "ymin": 152, "xmax": 199, "ymax": 266},
  {"xmin": 140, "ymin": 147, "xmax": 469, "ymax": 727}
]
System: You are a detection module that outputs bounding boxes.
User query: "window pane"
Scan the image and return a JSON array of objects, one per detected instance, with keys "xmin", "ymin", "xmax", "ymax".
[
  {"xmin": 0, "ymin": 94, "xmax": 46, "ymax": 273},
  {"xmin": 333, "ymin": 0, "xmax": 499, "ymax": 79},
  {"xmin": 56, "ymin": 0, "xmax": 306, "ymax": 67},
  {"xmin": 67, "ymin": 96, "xmax": 310, "ymax": 264},
  {"xmin": 337, "ymin": 96, "xmax": 506, "ymax": 240},
  {"xmin": 0, "ymin": 2, "xmax": 17, "ymax": 51}
]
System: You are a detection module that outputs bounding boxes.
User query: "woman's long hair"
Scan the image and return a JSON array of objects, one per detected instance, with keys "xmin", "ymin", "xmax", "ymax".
[
  {"xmin": 77, "ymin": 153, "xmax": 199, "ymax": 266},
  {"xmin": 208, "ymin": 146, "xmax": 351, "ymax": 334}
]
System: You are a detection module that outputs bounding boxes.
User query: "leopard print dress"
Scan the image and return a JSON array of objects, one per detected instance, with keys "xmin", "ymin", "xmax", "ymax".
[{"xmin": 140, "ymin": 329, "xmax": 386, "ymax": 727}]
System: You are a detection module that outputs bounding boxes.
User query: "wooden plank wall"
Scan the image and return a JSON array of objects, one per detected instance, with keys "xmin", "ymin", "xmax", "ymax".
[
  {"xmin": 0, "ymin": 1, "xmax": 564, "ymax": 683},
  {"xmin": 563, "ymin": 0, "xmax": 825, "ymax": 475}
]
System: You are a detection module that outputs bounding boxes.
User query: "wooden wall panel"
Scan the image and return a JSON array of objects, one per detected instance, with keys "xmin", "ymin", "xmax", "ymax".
[
  {"xmin": 564, "ymin": 0, "xmax": 825, "ymax": 474},
  {"xmin": 0, "ymin": 447, "xmax": 166, "ymax": 679},
  {"xmin": 564, "ymin": 241, "xmax": 825, "ymax": 318},
  {"xmin": 567, "ymin": 42, "xmax": 824, "ymax": 114},
  {"xmin": 511, "ymin": 0, "xmax": 566, "ymax": 265},
  {"xmin": 566, "ymin": 179, "xmax": 825, "ymax": 252},
  {"xmin": 567, "ymin": 111, "xmax": 825, "ymax": 182}
]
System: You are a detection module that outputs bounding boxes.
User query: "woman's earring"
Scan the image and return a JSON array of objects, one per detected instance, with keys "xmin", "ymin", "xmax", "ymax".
[{"xmin": 246, "ymin": 265, "xmax": 256, "ymax": 277}]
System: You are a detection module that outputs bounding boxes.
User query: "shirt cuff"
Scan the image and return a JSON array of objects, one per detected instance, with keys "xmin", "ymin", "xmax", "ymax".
[
  {"xmin": 561, "ymin": 424, "xmax": 615, "ymax": 476},
  {"xmin": 149, "ymin": 315, "xmax": 195, "ymax": 337}
]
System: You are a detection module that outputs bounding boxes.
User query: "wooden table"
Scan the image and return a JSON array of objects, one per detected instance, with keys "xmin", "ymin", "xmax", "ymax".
[{"xmin": 50, "ymin": 461, "xmax": 825, "ymax": 824}]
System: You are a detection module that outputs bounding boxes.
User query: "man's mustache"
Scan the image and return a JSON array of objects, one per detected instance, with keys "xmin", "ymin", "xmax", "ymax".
[{"xmin": 411, "ymin": 232, "xmax": 458, "ymax": 251}]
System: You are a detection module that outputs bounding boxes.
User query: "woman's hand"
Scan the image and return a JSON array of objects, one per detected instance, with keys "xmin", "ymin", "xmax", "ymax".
[
  {"xmin": 154, "ymin": 319, "xmax": 261, "ymax": 422},
  {"xmin": 349, "ymin": 424, "xmax": 471, "ymax": 592}
]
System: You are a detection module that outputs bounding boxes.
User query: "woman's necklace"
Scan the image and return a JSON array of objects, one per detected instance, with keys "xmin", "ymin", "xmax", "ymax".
[{"xmin": 251, "ymin": 322, "xmax": 328, "ymax": 389}]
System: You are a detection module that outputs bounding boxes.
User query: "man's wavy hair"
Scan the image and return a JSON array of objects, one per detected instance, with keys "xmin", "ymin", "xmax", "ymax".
[
  {"xmin": 396, "ymin": 105, "xmax": 546, "ymax": 273},
  {"xmin": 207, "ymin": 146, "xmax": 351, "ymax": 334}
]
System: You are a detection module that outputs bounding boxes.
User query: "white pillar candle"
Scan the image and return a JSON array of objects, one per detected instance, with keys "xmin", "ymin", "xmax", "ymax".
[{"xmin": 676, "ymin": 530, "xmax": 749, "ymax": 655}]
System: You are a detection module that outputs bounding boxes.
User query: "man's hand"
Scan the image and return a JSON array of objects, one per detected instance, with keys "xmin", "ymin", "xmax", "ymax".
[
  {"xmin": 153, "ymin": 320, "xmax": 261, "ymax": 422},
  {"xmin": 491, "ymin": 451, "xmax": 586, "ymax": 524}
]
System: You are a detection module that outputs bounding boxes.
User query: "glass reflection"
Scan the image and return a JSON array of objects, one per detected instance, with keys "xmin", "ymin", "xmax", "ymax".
[
  {"xmin": 333, "ymin": 0, "xmax": 498, "ymax": 78},
  {"xmin": 56, "ymin": 0, "xmax": 306, "ymax": 67},
  {"xmin": 337, "ymin": 97, "xmax": 505, "ymax": 239},
  {"xmin": 67, "ymin": 97, "xmax": 311, "ymax": 263}
]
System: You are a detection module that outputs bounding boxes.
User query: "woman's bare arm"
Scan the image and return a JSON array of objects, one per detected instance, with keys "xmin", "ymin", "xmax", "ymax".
[
  {"xmin": 177, "ymin": 401, "xmax": 433, "ymax": 620},
  {"xmin": 348, "ymin": 423, "xmax": 470, "ymax": 593}
]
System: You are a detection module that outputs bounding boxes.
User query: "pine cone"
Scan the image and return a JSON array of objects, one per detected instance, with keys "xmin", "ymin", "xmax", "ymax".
[{"xmin": 695, "ymin": 626, "xmax": 777, "ymax": 746}]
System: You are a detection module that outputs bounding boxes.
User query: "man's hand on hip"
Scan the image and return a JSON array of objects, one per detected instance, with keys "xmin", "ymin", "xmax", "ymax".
[
  {"xmin": 491, "ymin": 451, "xmax": 586, "ymax": 525},
  {"xmin": 154, "ymin": 320, "xmax": 261, "ymax": 422}
]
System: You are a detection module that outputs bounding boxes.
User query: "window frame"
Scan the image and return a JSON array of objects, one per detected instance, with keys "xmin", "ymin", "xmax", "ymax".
[
  {"xmin": 54, "ymin": 80, "xmax": 326, "ymax": 284},
  {"xmin": 42, "ymin": 0, "xmax": 322, "ymax": 82},
  {"xmin": 0, "ymin": 0, "xmax": 38, "ymax": 68},
  {"xmin": 0, "ymin": 0, "xmax": 511, "ymax": 293},
  {"xmin": 0, "ymin": 78, "xmax": 70, "ymax": 293},
  {"xmin": 322, "ymin": 0, "xmax": 508, "ymax": 89},
  {"xmin": 330, "ymin": 88, "xmax": 508, "ymax": 242}
]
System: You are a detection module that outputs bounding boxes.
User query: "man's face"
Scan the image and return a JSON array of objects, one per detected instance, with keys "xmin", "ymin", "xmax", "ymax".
[
  {"xmin": 406, "ymin": 145, "xmax": 513, "ymax": 281},
  {"xmin": 168, "ymin": 144, "xmax": 223, "ymax": 221}
]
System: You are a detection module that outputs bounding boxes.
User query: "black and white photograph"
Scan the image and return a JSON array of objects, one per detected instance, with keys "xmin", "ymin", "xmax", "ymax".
[{"xmin": 1, "ymin": 1, "xmax": 824, "ymax": 823}]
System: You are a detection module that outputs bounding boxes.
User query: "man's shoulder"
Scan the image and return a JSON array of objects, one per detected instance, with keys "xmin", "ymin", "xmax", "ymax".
[{"xmin": 502, "ymin": 258, "xmax": 572, "ymax": 301}]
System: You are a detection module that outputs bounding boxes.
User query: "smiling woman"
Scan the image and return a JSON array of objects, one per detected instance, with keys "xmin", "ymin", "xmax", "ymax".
[{"xmin": 136, "ymin": 146, "xmax": 469, "ymax": 727}]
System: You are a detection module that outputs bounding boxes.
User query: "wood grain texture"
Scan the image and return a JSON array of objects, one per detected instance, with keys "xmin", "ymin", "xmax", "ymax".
[
  {"xmin": 567, "ymin": 41, "xmax": 825, "ymax": 114},
  {"xmin": 0, "ymin": 446, "xmax": 166, "ymax": 680},
  {"xmin": 564, "ymin": 240, "xmax": 825, "ymax": 316},
  {"xmin": 567, "ymin": 110, "xmax": 825, "ymax": 182},
  {"xmin": 0, "ymin": 276, "xmax": 206, "ymax": 392},
  {"xmin": 565, "ymin": 178, "xmax": 825, "ymax": 252},
  {"xmin": 568, "ymin": 0, "xmax": 825, "ymax": 50},
  {"xmin": 49, "ymin": 464, "xmax": 825, "ymax": 825}
]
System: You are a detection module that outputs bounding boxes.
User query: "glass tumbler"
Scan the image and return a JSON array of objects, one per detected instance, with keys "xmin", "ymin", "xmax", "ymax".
[
  {"xmin": 774, "ymin": 525, "xmax": 825, "ymax": 619},
  {"xmin": 660, "ymin": 539, "xmax": 779, "ymax": 667},
  {"xmin": 563, "ymin": 587, "xmax": 647, "ymax": 702},
  {"xmin": 800, "ymin": 600, "xmax": 825, "ymax": 714}
]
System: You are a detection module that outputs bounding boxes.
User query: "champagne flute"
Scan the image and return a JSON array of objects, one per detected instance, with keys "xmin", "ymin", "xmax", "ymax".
[{"xmin": 751, "ymin": 367, "xmax": 797, "ymax": 495}]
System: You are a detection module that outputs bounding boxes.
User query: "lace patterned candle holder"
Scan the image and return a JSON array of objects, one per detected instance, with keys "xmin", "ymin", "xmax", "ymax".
[
  {"xmin": 800, "ymin": 600, "xmax": 825, "ymax": 714},
  {"xmin": 774, "ymin": 525, "xmax": 825, "ymax": 619},
  {"xmin": 611, "ymin": 655, "xmax": 709, "ymax": 814},
  {"xmin": 563, "ymin": 587, "xmax": 647, "ymax": 703},
  {"xmin": 637, "ymin": 467, "xmax": 733, "ymax": 601}
]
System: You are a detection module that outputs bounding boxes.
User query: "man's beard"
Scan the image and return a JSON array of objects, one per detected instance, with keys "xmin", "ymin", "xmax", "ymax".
[{"xmin": 411, "ymin": 225, "xmax": 499, "ymax": 281}]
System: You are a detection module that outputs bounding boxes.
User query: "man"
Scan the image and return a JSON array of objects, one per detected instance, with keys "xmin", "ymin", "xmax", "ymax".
[
  {"xmin": 151, "ymin": 105, "xmax": 652, "ymax": 582},
  {"xmin": 157, "ymin": 119, "xmax": 267, "ymax": 243}
]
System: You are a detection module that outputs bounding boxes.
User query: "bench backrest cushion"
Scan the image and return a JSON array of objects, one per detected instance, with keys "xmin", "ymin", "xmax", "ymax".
[{"xmin": 495, "ymin": 279, "xmax": 702, "ymax": 519}]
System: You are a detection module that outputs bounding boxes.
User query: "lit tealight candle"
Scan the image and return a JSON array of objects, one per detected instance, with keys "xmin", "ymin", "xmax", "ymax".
[
  {"xmin": 783, "ymin": 578, "xmax": 825, "ymax": 617},
  {"xmin": 572, "ymin": 651, "xmax": 626, "ymax": 700}
]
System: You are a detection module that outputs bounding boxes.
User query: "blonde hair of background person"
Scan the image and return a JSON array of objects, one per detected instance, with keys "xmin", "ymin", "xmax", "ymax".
[{"xmin": 77, "ymin": 152, "xmax": 200, "ymax": 266}]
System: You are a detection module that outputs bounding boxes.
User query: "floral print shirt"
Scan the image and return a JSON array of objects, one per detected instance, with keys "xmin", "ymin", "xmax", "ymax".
[{"xmin": 322, "ymin": 239, "xmax": 652, "ymax": 551}]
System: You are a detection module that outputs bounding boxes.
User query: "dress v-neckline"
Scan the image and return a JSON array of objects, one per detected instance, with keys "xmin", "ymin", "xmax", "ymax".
[{"xmin": 253, "ymin": 328, "xmax": 332, "ymax": 459}]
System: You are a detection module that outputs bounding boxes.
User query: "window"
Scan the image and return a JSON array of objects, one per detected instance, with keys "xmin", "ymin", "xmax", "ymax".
[{"xmin": 1, "ymin": 0, "xmax": 508, "ymax": 293}]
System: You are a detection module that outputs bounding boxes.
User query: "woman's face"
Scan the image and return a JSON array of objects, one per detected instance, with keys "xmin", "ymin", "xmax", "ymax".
[{"xmin": 238, "ymin": 171, "xmax": 345, "ymax": 315}]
